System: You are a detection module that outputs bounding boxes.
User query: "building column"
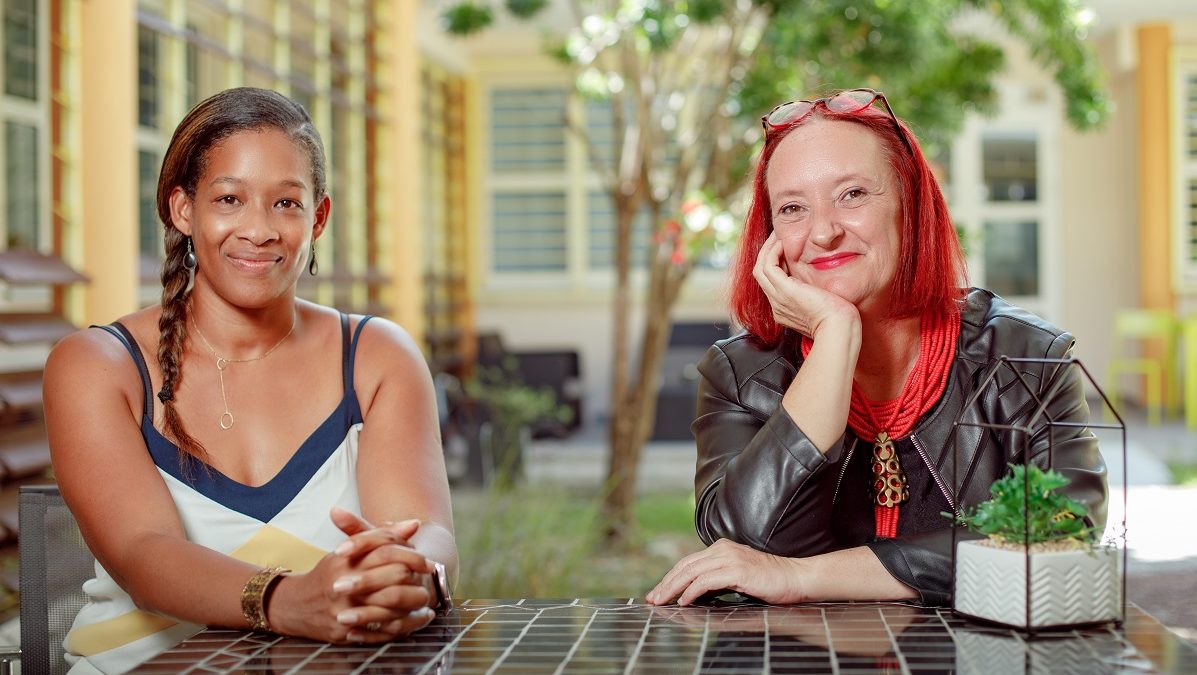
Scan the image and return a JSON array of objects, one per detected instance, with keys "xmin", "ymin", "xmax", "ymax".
[
  {"xmin": 79, "ymin": 0, "xmax": 138, "ymax": 324},
  {"xmin": 381, "ymin": 0, "xmax": 424, "ymax": 342},
  {"xmin": 1137, "ymin": 24, "xmax": 1173, "ymax": 310}
]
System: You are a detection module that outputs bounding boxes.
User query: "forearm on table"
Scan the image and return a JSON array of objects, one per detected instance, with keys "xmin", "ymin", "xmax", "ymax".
[
  {"xmin": 112, "ymin": 532, "xmax": 263, "ymax": 628},
  {"xmin": 797, "ymin": 546, "xmax": 918, "ymax": 602}
]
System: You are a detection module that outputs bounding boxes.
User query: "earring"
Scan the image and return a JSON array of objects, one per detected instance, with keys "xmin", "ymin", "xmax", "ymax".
[
  {"xmin": 308, "ymin": 245, "xmax": 319, "ymax": 276},
  {"xmin": 183, "ymin": 237, "xmax": 198, "ymax": 271}
]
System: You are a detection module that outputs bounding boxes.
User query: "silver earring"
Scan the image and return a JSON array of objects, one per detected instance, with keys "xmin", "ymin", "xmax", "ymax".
[
  {"xmin": 308, "ymin": 245, "xmax": 318, "ymax": 276},
  {"xmin": 183, "ymin": 237, "xmax": 198, "ymax": 271}
]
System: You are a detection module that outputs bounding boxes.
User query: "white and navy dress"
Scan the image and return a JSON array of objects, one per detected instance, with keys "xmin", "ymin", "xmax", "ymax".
[{"xmin": 65, "ymin": 314, "xmax": 374, "ymax": 674}]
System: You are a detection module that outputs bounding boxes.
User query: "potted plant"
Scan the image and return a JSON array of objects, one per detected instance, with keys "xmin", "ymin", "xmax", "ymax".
[
  {"xmin": 465, "ymin": 357, "xmax": 574, "ymax": 488},
  {"xmin": 951, "ymin": 463, "xmax": 1121, "ymax": 629}
]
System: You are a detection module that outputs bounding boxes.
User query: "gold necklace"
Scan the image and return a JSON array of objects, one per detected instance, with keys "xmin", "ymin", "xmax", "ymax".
[{"xmin": 192, "ymin": 316, "xmax": 297, "ymax": 430}]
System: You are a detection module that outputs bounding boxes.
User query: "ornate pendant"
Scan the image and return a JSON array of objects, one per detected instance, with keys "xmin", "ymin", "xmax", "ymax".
[{"xmin": 870, "ymin": 431, "xmax": 909, "ymax": 508}]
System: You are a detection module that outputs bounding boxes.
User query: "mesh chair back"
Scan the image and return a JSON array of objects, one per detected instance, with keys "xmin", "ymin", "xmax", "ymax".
[{"xmin": 19, "ymin": 485, "xmax": 95, "ymax": 675}]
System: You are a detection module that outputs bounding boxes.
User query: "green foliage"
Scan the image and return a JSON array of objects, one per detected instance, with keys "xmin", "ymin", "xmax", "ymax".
[
  {"xmin": 951, "ymin": 463, "xmax": 1098, "ymax": 547},
  {"xmin": 465, "ymin": 358, "xmax": 574, "ymax": 486},
  {"xmin": 453, "ymin": 486, "xmax": 601, "ymax": 598},
  {"xmin": 441, "ymin": 1, "xmax": 494, "ymax": 35},
  {"xmin": 453, "ymin": 487, "xmax": 701, "ymax": 598},
  {"xmin": 969, "ymin": 0, "xmax": 1110, "ymax": 129},
  {"xmin": 1166, "ymin": 461, "xmax": 1197, "ymax": 487},
  {"xmin": 444, "ymin": 0, "xmax": 1108, "ymax": 146},
  {"xmin": 466, "ymin": 357, "xmax": 574, "ymax": 433},
  {"xmin": 505, "ymin": 0, "xmax": 548, "ymax": 18}
]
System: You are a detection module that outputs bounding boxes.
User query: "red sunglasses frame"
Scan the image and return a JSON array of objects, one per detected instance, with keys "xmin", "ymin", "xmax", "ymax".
[{"xmin": 761, "ymin": 88, "xmax": 915, "ymax": 156}]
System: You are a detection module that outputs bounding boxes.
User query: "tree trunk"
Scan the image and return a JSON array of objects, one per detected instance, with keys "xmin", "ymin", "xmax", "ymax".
[{"xmin": 602, "ymin": 243, "xmax": 691, "ymax": 541}]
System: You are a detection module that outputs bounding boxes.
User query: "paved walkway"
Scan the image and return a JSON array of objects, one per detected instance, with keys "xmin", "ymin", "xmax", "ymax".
[{"xmin": 527, "ymin": 402, "xmax": 1197, "ymax": 642}]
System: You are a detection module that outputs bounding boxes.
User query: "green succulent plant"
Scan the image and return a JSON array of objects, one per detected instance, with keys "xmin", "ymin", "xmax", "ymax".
[{"xmin": 950, "ymin": 463, "xmax": 1098, "ymax": 547}]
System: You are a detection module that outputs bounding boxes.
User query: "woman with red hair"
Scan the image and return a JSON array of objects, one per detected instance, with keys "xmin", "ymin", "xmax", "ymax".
[{"xmin": 646, "ymin": 89, "xmax": 1106, "ymax": 606}]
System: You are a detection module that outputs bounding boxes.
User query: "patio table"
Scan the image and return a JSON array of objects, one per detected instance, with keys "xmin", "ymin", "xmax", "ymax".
[{"xmin": 128, "ymin": 598, "xmax": 1197, "ymax": 674}]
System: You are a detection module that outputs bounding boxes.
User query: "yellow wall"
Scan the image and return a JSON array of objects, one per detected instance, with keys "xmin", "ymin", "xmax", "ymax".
[
  {"xmin": 80, "ymin": 0, "xmax": 139, "ymax": 324},
  {"xmin": 381, "ymin": 0, "xmax": 424, "ymax": 341},
  {"xmin": 1138, "ymin": 24, "xmax": 1174, "ymax": 310}
]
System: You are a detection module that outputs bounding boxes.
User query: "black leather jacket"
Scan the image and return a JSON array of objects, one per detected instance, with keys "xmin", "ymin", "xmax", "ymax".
[{"xmin": 692, "ymin": 288, "xmax": 1108, "ymax": 605}]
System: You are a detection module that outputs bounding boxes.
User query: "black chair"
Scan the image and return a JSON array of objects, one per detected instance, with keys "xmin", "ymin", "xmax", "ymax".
[
  {"xmin": 475, "ymin": 333, "xmax": 582, "ymax": 438},
  {"xmin": 652, "ymin": 322, "xmax": 730, "ymax": 441},
  {"xmin": 434, "ymin": 373, "xmax": 493, "ymax": 487},
  {"xmin": 19, "ymin": 484, "xmax": 95, "ymax": 675}
]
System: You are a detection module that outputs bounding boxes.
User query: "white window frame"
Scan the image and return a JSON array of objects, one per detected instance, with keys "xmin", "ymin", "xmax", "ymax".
[
  {"xmin": 480, "ymin": 75, "xmax": 733, "ymax": 301},
  {"xmin": 0, "ymin": 0, "xmax": 51, "ymax": 258},
  {"xmin": 949, "ymin": 82, "xmax": 1061, "ymax": 320}
]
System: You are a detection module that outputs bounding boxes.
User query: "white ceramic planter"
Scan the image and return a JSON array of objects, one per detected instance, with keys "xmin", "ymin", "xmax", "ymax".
[
  {"xmin": 953, "ymin": 630, "xmax": 1106, "ymax": 675},
  {"xmin": 954, "ymin": 539, "xmax": 1121, "ymax": 629}
]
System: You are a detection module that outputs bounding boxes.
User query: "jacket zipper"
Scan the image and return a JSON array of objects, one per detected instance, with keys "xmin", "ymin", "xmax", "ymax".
[
  {"xmin": 911, "ymin": 433, "xmax": 959, "ymax": 516},
  {"xmin": 831, "ymin": 438, "xmax": 857, "ymax": 507}
]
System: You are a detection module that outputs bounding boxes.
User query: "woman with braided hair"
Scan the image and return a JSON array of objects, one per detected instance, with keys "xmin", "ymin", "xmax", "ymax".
[
  {"xmin": 645, "ymin": 89, "xmax": 1107, "ymax": 607},
  {"xmin": 44, "ymin": 87, "xmax": 455, "ymax": 673}
]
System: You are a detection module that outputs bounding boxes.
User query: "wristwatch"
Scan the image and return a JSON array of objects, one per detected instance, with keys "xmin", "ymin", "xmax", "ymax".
[{"xmin": 430, "ymin": 560, "xmax": 453, "ymax": 611}]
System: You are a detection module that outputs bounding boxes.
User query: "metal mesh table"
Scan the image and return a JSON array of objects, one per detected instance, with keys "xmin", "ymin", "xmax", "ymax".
[{"xmin": 129, "ymin": 599, "xmax": 1197, "ymax": 674}]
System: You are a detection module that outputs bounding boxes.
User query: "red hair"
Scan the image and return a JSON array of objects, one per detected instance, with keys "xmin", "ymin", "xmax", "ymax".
[{"xmin": 729, "ymin": 105, "xmax": 966, "ymax": 346}]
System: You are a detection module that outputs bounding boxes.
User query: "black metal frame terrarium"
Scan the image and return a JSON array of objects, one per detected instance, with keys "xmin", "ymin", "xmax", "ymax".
[{"xmin": 949, "ymin": 356, "xmax": 1128, "ymax": 632}]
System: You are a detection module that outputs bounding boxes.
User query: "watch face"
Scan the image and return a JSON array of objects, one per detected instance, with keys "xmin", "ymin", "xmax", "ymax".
[{"xmin": 433, "ymin": 561, "xmax": 453, "ymax": 610}]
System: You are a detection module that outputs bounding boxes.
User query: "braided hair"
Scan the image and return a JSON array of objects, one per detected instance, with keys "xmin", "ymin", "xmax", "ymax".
[{"xmin": 154, "ymin": 87, "xmax": 327, "ymax": 469}]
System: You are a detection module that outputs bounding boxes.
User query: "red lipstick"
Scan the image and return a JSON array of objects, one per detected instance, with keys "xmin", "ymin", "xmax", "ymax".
[{"xmin": 809, "ymin": 252, "xmax": 859, "ymax": 270}]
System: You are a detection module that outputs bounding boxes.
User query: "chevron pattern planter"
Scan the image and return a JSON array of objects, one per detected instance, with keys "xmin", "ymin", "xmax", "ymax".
[
  {"xmin": 954, "ymin": 540, "xmax": 1121, "ymax": 629},
  {"xmin": 953, "ymin": 630, "xmax": 1106, "ymax": 675}
]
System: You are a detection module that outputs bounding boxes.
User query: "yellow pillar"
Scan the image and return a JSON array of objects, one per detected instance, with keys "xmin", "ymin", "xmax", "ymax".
[
  {"xmin": 380, "ymin": 0, "xmax": 424, "ymax": 343},
  {"xmin": 80, "ymin": 0, "xmax": 138, "ymax": 323},
  {"xmin": 1137, "ymin": 24, "xmax": 1173, "ymax": 311}
]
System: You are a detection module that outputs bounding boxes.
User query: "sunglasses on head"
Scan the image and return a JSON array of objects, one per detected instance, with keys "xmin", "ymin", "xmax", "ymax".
[{"xmin": 761, "ymin": 88, "xmax": 914, "ymax": 155}]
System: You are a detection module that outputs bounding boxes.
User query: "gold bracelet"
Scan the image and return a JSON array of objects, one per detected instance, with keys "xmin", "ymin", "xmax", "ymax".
[{"xmin": 241, "ymin": 566, "xmax": 290, "ymax": 632}]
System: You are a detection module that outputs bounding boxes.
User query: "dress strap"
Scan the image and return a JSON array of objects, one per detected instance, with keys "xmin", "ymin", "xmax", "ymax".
[
  {"xmin": 91, "ymin": 322, "xmax": 155, "ymax": 420},
  {"xmin": 346, "ymin": 315, "xmax": 375, "ymax": 394},
  {"xmin": 339, "ymin": 313, "xmax": 350, "ymax": 391}
]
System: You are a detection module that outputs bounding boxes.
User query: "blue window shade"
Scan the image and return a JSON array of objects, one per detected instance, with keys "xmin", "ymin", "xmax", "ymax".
[
  {"xmin": 1188, "ymin": 179, "xmax": 1197, "ymax": 263},
  {"xmin": 5, "ymin": 121, "xmax": 38, "ymax": 249},
  {"xmin": 1187, "ymin": 74, "xmax": 1197, "ymax": 161},
  {"xmin": 493, "ymin": 192, "xmax": 567, "ymax": 272},
  {"xmin": 138, "ymin": 26, "xmax": 159, "ymax": 129},
  {"xmin": 983, "ymin": 220, "xmax": 1039, "ymax": 297},
  {"xmin": 584, "ymin": 99, "xmax": 617, "ymax": 169},
  {"xmin": 3, "ymin": 0, "xmax": 37, "ymax": 101},
  {"xmin": 587, "ymin": 190, "xmax": 651, "ymax": 270},
  {"xmin": 490, "ymin": 88, "xmax": 566, "ymax": 172},
  {"xmin": 982, "ymin": 134, "xmax": 1037, "ymax": 203},
  {"xmin": 583, "ymin": 97, "xmax": 681, "ymax": 170},
  {"xmin": 139, "ymin": 150, "xmax": 161, "ymax": 256}
]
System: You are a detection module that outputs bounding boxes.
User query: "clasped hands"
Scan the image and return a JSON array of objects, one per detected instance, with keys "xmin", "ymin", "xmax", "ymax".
[{"xmin": 268, "ymin": 506, "xmax": 437, "ymax": 644}]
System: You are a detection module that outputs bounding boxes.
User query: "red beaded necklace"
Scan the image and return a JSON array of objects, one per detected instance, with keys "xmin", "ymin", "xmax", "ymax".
[{"xmin": 801, "ymin": 311, "xmax": 960, "ymax": 538}]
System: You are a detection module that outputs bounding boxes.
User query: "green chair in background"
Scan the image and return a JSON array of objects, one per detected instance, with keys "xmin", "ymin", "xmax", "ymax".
[
  {"xmin": 1183, "ymin": 314, "xmax": 1197, "ymax": 430},
  {"xmin": 1106, "ymin": 308, "xmax": 1179, "ymax": 426}
]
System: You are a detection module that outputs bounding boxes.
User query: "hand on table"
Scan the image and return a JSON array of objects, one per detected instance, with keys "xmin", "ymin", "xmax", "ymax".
[
  {"xmin": 267, "ymin": 507, "xmax": 436, "ymax": 644},
  {"xmin": 645, "ymin": 538, "xmax": 810, "ymax": 607},
  {"xmin": 753, "ymin": 232, "xmax": 859, "ymax": 340}
]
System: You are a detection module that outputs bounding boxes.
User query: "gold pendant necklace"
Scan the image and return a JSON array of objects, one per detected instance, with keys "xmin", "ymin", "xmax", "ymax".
[
  {"xmin": 192, "ymin": 316, "xmax": 296, "ymax": 430},
  {"xmin": 870, "ymin": 431, "xmax": 909, "ymax": 507}
]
